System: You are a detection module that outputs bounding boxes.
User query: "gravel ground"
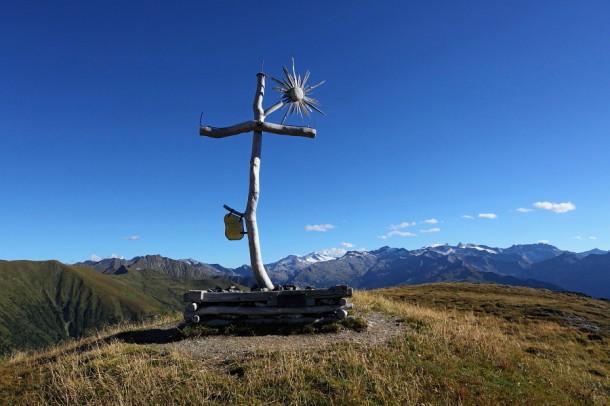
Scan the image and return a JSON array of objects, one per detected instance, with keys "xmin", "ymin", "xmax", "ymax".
[{"xmin": 165, "ymin": 311, "xmax": 404, "ymax": 363}]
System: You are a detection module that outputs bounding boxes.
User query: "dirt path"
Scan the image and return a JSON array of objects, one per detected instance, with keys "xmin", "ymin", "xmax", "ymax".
[{"xmin": 165, "ymin": 312, "xmax": 404, "ymax": 363}]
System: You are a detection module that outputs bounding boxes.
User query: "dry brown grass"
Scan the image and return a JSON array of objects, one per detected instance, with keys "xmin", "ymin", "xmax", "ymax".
[{"xmin": 1, "ymin": 283, "xmax": 609, "ymax": 405}]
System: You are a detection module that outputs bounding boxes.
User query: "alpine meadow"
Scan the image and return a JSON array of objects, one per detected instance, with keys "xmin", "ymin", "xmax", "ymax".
[{"xmin": 2, "ymin": 1, "xmax": 610, "ymax": 405}]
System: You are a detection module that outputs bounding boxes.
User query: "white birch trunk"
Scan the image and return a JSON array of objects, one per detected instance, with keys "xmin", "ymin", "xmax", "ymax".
[{"xmin": 246, "ymin": 73, "xmax": 274, "ymax": 290}]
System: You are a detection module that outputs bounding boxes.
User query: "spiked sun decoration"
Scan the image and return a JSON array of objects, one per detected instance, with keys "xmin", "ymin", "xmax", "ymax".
[{"xmin": 271, "ymin": 58, "xmax": 325, "ymax": 124}]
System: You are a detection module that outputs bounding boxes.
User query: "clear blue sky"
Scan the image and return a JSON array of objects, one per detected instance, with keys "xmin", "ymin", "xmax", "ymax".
[{"xmin": 1, "ymin": 1, "xmax": 609, "ymax": 267}]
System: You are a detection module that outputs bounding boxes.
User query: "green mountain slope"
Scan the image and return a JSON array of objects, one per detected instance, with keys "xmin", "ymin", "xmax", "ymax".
[
  {"xmin": 0, "ymin": 260, "xmax": 159, "ymax": 353},
  {"xmin": 0, "ymin": 260, "xmax": 240, "ymax": 354}
]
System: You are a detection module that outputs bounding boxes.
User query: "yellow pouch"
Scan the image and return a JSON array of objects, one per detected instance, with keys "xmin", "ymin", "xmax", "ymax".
[{"xmin": 224, "ymin": 213, "xmax": 245, "ymax": 240}]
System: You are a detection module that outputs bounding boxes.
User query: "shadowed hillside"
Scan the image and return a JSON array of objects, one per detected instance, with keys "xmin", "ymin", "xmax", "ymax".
[{"xmin": 0, "ymin": 260, "xmax": 240, "ymax": 354}]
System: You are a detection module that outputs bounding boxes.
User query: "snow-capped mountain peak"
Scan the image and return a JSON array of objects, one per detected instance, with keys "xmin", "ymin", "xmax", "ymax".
[
  {"xmin": 302, "ymin": 252, "xmax": 336, "ymax": 263},
  {"xmin": 180, "ymin": 258, "xmax": 203, "ymax": 266},
  {"xmin": 457, "ymin": 243, "xmax": 499, "ymax": 254},
  {"xmin": 267, "ymin": 252, "xmax": 337, "ymax": 272}
]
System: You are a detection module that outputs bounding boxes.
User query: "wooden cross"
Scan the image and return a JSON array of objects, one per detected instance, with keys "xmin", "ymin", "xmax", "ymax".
[{"xmin": 200, "ymin": 65, "xmax": 323, "ymax": 290}]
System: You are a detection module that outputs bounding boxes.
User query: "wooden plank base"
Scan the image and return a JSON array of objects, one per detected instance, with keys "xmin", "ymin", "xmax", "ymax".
[
  {"xmin": 183, "ymin": 285, "xmax": 354, "ymax": 324},
  {"xmin": 185, "ymin": 285, "xmax": 353, "ymax": 303}
]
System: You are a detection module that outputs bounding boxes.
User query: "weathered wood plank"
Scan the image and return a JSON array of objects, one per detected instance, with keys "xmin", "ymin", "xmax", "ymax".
[
  {"xmin": 187, "ymin": 303, "xmax": 353, "ymax": 317},
  {"xmin": 185, "ymin": 286, "xmax": 353, "ymax": 303},
  {"xmin": 192, "ymin": 316, "xmax": 334, "ymax": 326},
  {"xmin": 199, "ymin": 121, "xmax": 316, "ymax": 139}
]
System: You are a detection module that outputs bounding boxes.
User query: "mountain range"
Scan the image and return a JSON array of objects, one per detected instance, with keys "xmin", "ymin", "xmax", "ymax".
[
  {"xmin": 74, "ymin": 254, "xmax": 251, "ymax": 285},
  {"xmin": 76, "ymin": 243, "xmax": 610, "ymax": 299},
  {"xmin": 2, "ymin": 242, "xmax": 608, "ymax": 354},
  {"xmin": 75, "ymin": 254, "xmax": 222, "ymax": 279}
]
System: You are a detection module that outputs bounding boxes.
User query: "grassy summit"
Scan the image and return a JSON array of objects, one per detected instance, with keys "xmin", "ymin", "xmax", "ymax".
[{"xmin": 1, "ymin": 283, "xmax": 609, "ymax": 405}]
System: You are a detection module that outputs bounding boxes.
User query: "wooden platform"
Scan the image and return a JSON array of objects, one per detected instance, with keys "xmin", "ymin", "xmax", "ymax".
[{"xmin": 183, "ymin": 285, "xmax": 353, "ymax": 325}]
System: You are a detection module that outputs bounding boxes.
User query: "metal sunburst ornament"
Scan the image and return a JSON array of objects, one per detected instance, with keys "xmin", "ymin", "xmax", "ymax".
[{"xmin": 271, "ymin": 58, "xmax": 325, "ymax": 124}]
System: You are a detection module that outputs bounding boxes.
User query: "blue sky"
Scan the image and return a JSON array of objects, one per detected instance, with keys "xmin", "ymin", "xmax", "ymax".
[{"xmin": 1, "ymin": 1, "xmax": 609, "ymax": 267}]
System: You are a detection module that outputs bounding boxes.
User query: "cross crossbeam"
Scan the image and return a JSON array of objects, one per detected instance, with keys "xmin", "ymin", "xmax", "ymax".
[{"xmin": 200, "ymin": 120, "xmax": 316, "ymax": 139}]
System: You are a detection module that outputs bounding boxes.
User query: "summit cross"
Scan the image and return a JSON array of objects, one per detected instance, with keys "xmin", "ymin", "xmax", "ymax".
[{"xmin": 199, "ymin": 61, "xmax": 324, "ymax": 290}]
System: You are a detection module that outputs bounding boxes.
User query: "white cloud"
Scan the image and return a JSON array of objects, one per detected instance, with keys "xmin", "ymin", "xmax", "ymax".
[
  {"xmin": 389, "ymin": 221, "xmax": 415, "ymax": 230},
  {"xmin": 92, "ymin": 253, "xmax": 124, "ymax": 261},
  {"xmin": 390, "ymin": 231, "xmax": 416, "ymax": 237},
  {"xmin": 478, "ymin": 213, "xmax": 498, "ymax": 219},
  {"xmin": 589, "ymin": 236, "xmax": 598, "ymax": 240},
  {"xmin": 533, "ymin": 201, "xmax": 575, "ymax": 213},
  {"xmin": 517, "ymin": 208, "xmax": 533, "ymax": 213},
  {"xmin": 317, "ymin": 248, "xmax": 347, "ymax": 257},
  {"xmin": 420, "ymin": 228, "xmax": 441, "ymax": 233},
  {"xmin": 379, "ymin": 230, "xmax": 417, "ymax": 239},
  {"xmin": 123, "ymin": 235, "xmax": 140, "ymax": 241},
  {"xmin": 422, "ymin": 218, "xmax": 439, "ymax": 224},
  {"xmin": 538, "ymin": 240, "xmax": 550, "ymax": 244},
  {"xmin": 304, "ymin": 224, "xmax": 335, "ymax": 232},
  {"xmin": 340, "ymin": 242, "xmax": 355, "ymax": 248},
  {"xmin": 462, "ymin": 215, "xmax": 473, "ymax": 219}
]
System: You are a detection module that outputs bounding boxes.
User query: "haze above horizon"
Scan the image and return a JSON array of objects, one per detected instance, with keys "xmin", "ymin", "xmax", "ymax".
[{"xmin": 2, "ymin": 1, "xmax": 609, "ymax": 267}]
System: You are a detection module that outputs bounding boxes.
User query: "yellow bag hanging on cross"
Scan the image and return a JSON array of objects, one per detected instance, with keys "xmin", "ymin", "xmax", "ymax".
[{"xmin": 224, "ymin": 213, "xmax": 245, "ymax": 240}]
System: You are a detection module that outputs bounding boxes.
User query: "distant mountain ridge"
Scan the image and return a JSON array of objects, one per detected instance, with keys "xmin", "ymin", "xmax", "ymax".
[
  {"xmin": 200, "ymin": 243, "xmax": 609, "ymax": 298},
  {"xmin": 73, "ymin": 243, "xmax": 610, "ymax": 299},
  {"xmin": 578, "ymin": 248, "xmax": 609, "ymax": 257},
  {"xmin": 75, "ymin": 254, "xmax": 222, "ymax": 279},
  {"xmin": 271, "ymin": 245, "xmax": 563, "ymax": 292}
]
